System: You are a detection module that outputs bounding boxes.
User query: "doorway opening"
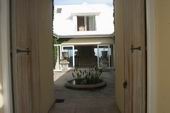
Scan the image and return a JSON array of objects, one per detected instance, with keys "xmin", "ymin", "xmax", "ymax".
[
  {"xmin": 51, "ymin": 0, "xmax": 120, "ymax": 113},
  {"xmin": 6, "ymin": 0, "xmax": 147, "ymax": 113}
]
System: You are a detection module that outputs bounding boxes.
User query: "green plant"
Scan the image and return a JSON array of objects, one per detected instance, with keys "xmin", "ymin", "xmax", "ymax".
[
  {"xmin": 52, "ymin": 35, "xmax": 72, "ymax": 68},
  {"xmin": 72, "ymin": 67, "xmax": 103, "ymax": 85},
  {"xmin": 53, "ymin": 36, "xmax": 59, "ymax": 68}
]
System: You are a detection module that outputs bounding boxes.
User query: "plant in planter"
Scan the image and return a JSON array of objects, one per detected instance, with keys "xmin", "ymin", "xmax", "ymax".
[
  {"xmin": 65, "ymin": 67, "xmax": 106, "ymax": 89},
  {"xmin": 72, "ymin": 67, "xmax": 103, "ymax": 85}
]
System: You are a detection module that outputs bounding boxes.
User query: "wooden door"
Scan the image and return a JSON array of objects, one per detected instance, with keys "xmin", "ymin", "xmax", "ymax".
[
  {"xmin": 11, "ymin": 1, "xmax": 54, "ymax": 113},
  {"xmin": 123, "ymin": 0, "xmax": 146, "ymax": 113},
  {"xmin": 11, "ymin": 0, "xmax": 32, "ymax": 113}
]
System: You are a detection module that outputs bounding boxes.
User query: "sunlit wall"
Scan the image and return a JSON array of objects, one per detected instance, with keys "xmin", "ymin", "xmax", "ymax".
[{"xmin": 0, "ymin": 83, "xmax": 4, "ymax": 111}]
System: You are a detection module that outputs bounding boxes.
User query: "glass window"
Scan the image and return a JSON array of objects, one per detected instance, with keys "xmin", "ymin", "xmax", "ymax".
[
  {"xmin": 57, "ymin": 8, "xmax": 62, "ymax": 13},
  {"xmin": 62, "ymin": 46, "xmax": 74, "ymax": 67},
  {"xmin": 77, "ymin": 16, "xmax": 96, "ymax": 31},
  {"xmin": 98, "ymin": 45, "xmax": 111, "ymax": 68}
]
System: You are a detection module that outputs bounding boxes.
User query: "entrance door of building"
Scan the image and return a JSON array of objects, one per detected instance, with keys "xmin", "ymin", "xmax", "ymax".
[
  {"xmin": 11, "ymin": 1, "xmax": 54, "ymax": 113},
  {"xmin": 122, "ymin": 0, "xmax": 146, "ymax": 113},
  {"xmin": 11, "ymin": 1, "xmax": 32, "ymax": 113}
]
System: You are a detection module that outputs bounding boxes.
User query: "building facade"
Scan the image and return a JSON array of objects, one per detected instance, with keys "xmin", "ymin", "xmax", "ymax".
[{"xmin": 53, "ymin": 3, "xmax": 114, "ymax": 71}]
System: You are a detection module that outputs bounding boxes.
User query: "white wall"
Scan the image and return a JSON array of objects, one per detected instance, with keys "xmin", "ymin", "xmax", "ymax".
[
  {"xmin": 0, "ymin": 0, "xmax": 13, "ymax": 113},
  {"xmin": 147, "ymin": 0, "xmax": 170, "ymax": 113},
  {"xmin": 53, "ymin": 3, "xmax": 114, "ymax": 36}
]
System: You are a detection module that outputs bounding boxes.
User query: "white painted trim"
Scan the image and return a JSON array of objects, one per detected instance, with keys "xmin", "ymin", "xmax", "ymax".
[
  {"xmin": 146, "ymin": 0, "xmax": 157, "ymax": 113},
  {"xmin": 73, "ymin": 16, "xmax": 77, "ymax": 31},
  {"xmin": 0, "ymin": 0, "xmax": 13, "ymax": 113},
  {"xmin": 72, "ymin": 46, "xmax": 75, "ymax": 67},
  {"xmin": 97, "ymin": 45, "xmax": 100, "ymax": 68}
]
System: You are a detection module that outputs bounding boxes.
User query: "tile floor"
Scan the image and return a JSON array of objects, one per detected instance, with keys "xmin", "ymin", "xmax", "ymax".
[{"xmin": 50, "ymin": 69, "xmax": 121, "ymax": 113}]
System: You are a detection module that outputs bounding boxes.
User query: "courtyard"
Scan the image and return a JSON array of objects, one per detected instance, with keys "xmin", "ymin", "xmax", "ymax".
[{"xmin": 50, "ymin": 69, "xmax": 121, "ymax": 113}]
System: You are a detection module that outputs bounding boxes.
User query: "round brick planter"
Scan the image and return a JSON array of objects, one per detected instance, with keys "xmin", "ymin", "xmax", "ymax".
[{"xmin": 65, "ymin": 79, "xmax": 106, "ymax": 90}]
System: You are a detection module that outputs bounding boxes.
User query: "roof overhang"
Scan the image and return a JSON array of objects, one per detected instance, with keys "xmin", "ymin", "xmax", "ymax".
[
  {"xmin": 71, "ymin": 12, "xmax": 100, "ymax": 16},
  {"xmin": 53, "ymin": 33, "xmax": 114, "ymax": 38}
]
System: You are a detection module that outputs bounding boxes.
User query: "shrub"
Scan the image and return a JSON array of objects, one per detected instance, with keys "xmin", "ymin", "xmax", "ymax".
[{"xmin": 72, "ymin": 67, "xmax": 103, "ymax": 85}]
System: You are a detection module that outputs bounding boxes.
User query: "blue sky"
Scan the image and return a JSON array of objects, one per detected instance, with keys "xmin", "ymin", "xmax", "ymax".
[{"xmin": 54, "ymin": 0, "xmax": 113, "ymax": 6}]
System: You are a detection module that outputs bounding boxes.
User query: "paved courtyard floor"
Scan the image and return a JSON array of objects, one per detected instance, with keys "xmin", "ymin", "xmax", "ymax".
[{"xmin": 50, "ymin": 69, "xmax": 121, "ymax": 113}]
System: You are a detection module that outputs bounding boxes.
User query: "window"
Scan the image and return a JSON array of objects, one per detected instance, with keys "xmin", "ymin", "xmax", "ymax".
[
  {"xmin": 77, "ymin": 16, "xmax": 96, "ymax": 31},
  {"xmin": 57, "ymin": 8, "xmax": 62, "ymax": 13}
]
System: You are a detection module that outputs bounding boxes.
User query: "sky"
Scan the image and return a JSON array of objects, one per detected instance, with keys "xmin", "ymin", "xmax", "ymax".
[{"xmin": 54, "ymin": 0, "xmax": 113, "ymax": 6}]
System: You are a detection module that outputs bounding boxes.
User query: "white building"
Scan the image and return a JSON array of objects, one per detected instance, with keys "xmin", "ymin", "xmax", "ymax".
[{"xmin": 53, "ymin": 3, "xmax": 114, "ymax": 71}]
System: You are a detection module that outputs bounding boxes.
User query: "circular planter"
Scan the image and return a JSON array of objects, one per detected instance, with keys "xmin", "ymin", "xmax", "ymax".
[{"xmin": 65, "ymin": 79, "xmax": 106, "ymax": 90}]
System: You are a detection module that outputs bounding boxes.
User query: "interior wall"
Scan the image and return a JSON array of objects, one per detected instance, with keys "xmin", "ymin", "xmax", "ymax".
[
  {"xmin": 0, "ymin": 8, "xmax": 4, "ymax": 111},
  {"xmin": 0, "ymin": 0, "xmax": 13, "ymax": 113},
  {"xmin": 147, "ymin": 0, "xmax": 170, "ymax": 113},
  {"xmin": 151, "ymin": 0, "xmax": 170, "ymax": 113},
  {"xmin": 114, "ymin": 0, "xmax": 124, "ymax": 112},
  {"xmin": 0, "ymin": 46, "xmax": 4, "ymax": 113}
]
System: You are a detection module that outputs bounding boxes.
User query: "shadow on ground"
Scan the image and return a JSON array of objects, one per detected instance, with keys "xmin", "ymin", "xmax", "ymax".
[{"xmin": 50, "ymin": 69, "xmax": 121, "ymax": 113}]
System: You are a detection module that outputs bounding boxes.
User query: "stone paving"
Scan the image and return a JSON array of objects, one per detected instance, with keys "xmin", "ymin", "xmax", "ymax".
[{"xmin": 50, "ymin": 69, "xmax": 121, "ymax": 113}]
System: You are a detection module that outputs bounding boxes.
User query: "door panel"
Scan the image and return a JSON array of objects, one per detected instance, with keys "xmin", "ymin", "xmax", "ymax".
[
  {"xmin": 123, "ymin": 0, "xmax": 146, "ymax": 113},
  {"xmin": 11, "ymin": 1, "xmax": 54, "ymax": 113},
  {"xmin": 11, "ymin": 0, "xmax": 32, "ymax": 113},
  {"xmin": 131, "ymin": 1, "xmax": 146, "ymax": 112}
]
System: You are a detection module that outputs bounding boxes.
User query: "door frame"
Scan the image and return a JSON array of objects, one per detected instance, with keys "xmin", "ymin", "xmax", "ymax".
[
  {"xmin": 146, "ymin": 0, "xmax": 156, "ymax": 113},
  {"xmin": 0, "ymin": 0, "xmax": 13, "ymax": 113},
  {"xmin": 0, "ymin": 0, "xmax": 156, "ymax": 113}
]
